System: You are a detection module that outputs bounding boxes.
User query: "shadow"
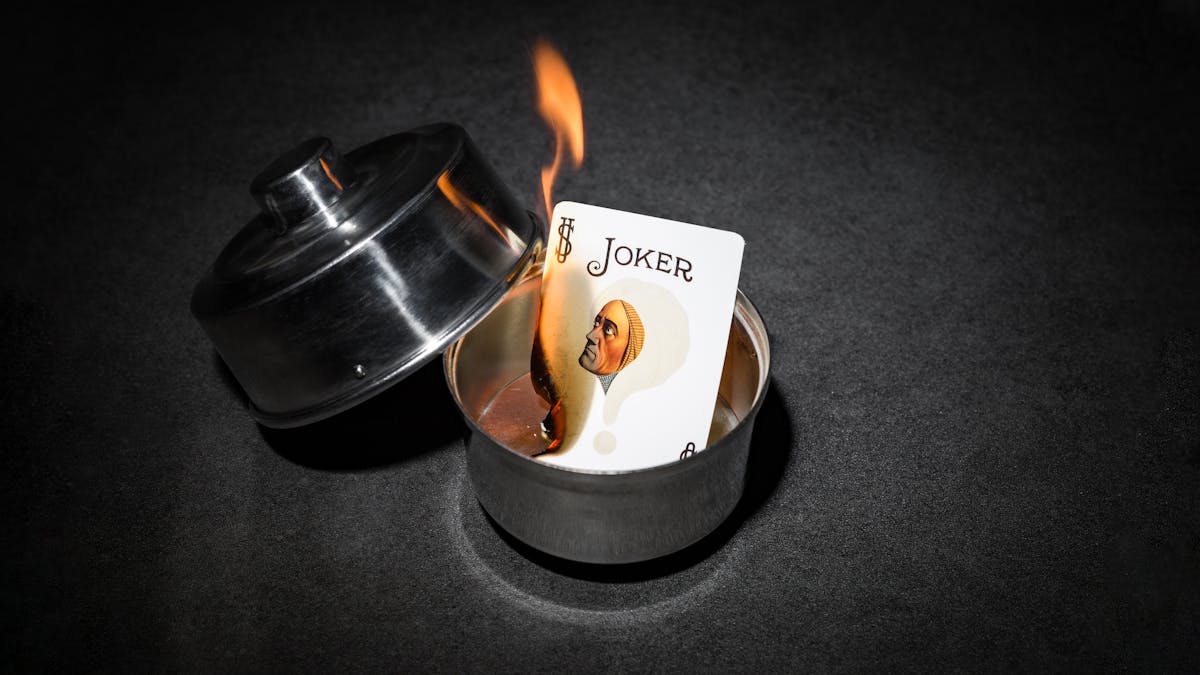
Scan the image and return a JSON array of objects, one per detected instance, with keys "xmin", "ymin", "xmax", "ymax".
[
  {"xmin": 237, "ymin": 357, "xmax": 467, "ymax": 471},
  {"xmin": 488, "ymin": 380, "xmax": 793, "ymax": 582},
  {"xmin": 212, "ymin": 351, "xmax": 249, "ymax": 407}
]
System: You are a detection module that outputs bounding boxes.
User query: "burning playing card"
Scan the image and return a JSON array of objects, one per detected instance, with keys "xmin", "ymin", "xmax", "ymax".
[{"xmin": 531, "ymin": 201, "xmax": 745, "ymax": 470}]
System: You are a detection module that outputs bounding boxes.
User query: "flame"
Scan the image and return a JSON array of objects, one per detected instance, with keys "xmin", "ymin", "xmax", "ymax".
[
  {"xmin": 437, "ymin": 172, "xmax": 523, "ymax": 251},
  {"xmin": 533, "ymin": 38, "xmax": 584, "ymax": 221},
  {"xmin": 318, "ymin": 157, "xmax": 344, "ymax": 191}
]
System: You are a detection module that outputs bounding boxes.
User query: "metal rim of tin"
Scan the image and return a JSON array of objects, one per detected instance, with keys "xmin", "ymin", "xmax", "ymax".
[{"xmin": 444, "ymin": 288, "xmax": 771, "ymax": 475}]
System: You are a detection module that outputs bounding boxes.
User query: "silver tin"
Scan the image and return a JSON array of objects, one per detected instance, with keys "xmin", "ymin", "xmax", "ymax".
[
  {"xmin": 192, "ymin": 124, "xmax": 541, "ymax": 427},
  {"xmin": 445, "ymin": 265, "xmax": 771, "ymax": 564},
  {"xmin": 193, "ymin": 124, "xmax": 771, "ymax": 563}
]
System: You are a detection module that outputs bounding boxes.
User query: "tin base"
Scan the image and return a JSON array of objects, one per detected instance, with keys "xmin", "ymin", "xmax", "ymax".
[{"xmin": 445, "ymin": 269, "xmax": 770, "ymax": 563}]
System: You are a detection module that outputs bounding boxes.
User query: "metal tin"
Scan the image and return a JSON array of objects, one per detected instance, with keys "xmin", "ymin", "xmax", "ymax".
[
  {"xmin": 193, "ymin": 124, "xmax": 771, "ymax": 564},
  {"xmin": 192, "ymin": 124, "xmax": 541, "ymax": 427},
  {"xmin": 444, "ymin": 265, "xmax": 771, "ymax": 564}
]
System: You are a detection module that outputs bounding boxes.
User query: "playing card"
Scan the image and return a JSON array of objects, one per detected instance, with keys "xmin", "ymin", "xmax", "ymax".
[{"xmin": 532, "ymin": 201, "xmax": 745, "ymax": 470}]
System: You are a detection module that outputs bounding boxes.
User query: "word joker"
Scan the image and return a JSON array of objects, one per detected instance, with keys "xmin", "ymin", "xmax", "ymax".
[{"xmin": 586, "ymin": 237, "xmax": 694, "ymax": 282}]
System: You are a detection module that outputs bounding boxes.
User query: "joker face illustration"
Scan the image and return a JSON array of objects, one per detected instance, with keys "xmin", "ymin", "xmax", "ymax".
[{"xmin": 579, "ymin": 299, "xmax": 644, "ymax": 392}]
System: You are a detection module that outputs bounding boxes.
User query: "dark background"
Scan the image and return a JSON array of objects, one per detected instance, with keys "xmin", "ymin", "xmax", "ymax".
[{"xmin": 6, "ymin": 0, "xmax": 1199, "ymax": 670}]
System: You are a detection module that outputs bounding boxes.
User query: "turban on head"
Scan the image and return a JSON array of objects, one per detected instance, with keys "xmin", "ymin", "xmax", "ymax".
[{"xmin": 617, "ymin": 300, "xmax": 644, "ymax": 371}]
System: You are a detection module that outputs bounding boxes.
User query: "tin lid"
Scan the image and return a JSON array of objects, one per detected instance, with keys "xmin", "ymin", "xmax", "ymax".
[{"xmin": 192, "ymin": 123, "xmax": 542, "ymax": 428}]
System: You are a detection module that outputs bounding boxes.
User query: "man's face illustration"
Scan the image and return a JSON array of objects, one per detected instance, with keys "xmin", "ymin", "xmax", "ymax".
[{"xmin": 579, "ymin": 300, "xmax": 630, "ymax": 376}]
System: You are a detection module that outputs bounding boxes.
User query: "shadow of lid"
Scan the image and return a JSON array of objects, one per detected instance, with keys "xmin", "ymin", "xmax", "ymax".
[{"xmin": 210, "ymin": 352, "xmax": 465, "ymax": 472}]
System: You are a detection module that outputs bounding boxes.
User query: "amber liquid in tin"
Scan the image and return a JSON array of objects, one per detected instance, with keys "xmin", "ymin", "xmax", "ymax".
[{"xmin": 477, "ymin": 372, "xmax": 741, "ymax": 460}]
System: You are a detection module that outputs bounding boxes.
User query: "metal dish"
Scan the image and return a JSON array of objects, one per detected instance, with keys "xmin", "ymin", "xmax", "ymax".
[{"xmin": 445, "ymin": 265, "xmax": 771, "ymax": 564}]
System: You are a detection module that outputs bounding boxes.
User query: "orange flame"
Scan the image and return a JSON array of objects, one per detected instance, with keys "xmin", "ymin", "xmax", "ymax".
[
  {"xmin": 437, "ymin": 172, "xmax": 522, "ymax": 251},
  {"xmin": 533, "ymin": 38, "xmax": 584, "ymax": 221}
]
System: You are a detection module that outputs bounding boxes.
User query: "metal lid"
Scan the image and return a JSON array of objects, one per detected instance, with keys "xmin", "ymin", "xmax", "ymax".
[{"xmin": 192, "ymin": 123, "xmax": 543, "ymax": 428}]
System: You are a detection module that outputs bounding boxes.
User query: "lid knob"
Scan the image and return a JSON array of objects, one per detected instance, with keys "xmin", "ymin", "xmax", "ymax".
[{"xmin": 250, "ymin": 137, "xmax": 356, "ymax": 234}]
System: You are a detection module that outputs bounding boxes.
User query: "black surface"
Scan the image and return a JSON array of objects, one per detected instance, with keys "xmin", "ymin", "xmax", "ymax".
[{"xmin": 6, "ymin": 1, "xmax": 1199, "ymax": 670}]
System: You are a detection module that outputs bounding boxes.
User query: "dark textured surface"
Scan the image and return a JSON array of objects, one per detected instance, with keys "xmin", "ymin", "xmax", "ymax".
[{"xmin": 6, "ymin": 1, "xmax": 1199, "ymax": 670}]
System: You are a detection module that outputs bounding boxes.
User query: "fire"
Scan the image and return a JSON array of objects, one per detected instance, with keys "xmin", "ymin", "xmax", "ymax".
[
  {"xmin": 528, "ymin": 38, "xmax": 585, "ymax": 454},
  {"xmin": 532, "ymin": 38, "xmax": 584, "ymax": 222},
  {"xmin": 437, "ymin": 172, "xmax": 523, "ymax": 252}
]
